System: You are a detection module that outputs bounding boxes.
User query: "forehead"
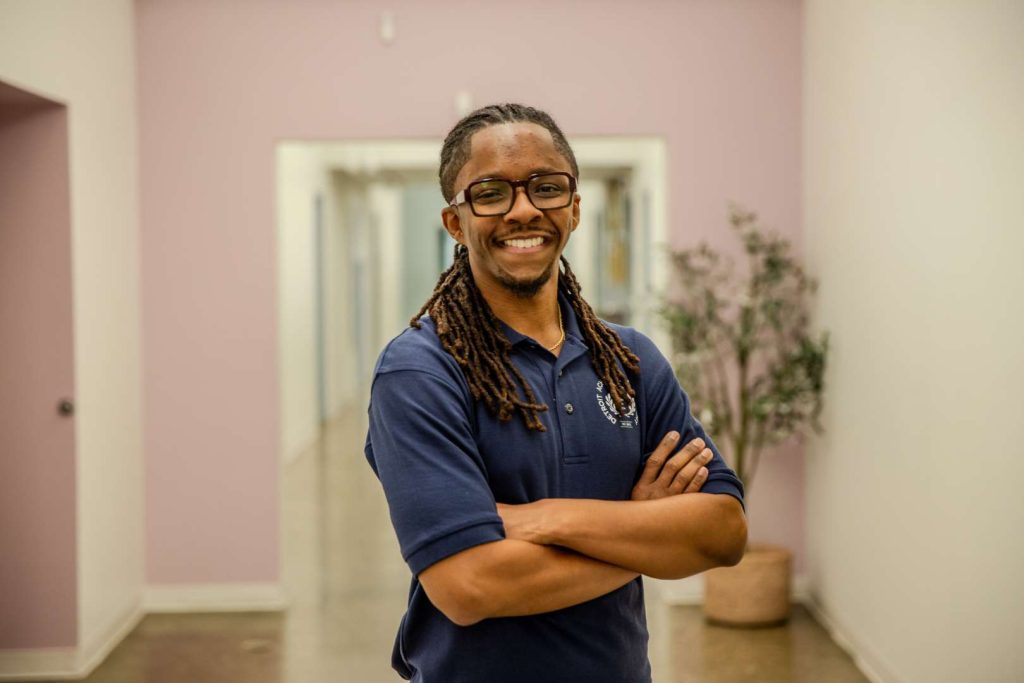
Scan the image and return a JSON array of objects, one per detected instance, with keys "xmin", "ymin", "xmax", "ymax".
[{"xmin": 458, "ymin": 122, "xmax": 571, "ymax": 185}]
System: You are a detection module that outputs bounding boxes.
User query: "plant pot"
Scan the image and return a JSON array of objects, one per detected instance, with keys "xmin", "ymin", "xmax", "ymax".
[{"xmin": 703, "ymin": 543, "xmax": 792, "ymax": 627}]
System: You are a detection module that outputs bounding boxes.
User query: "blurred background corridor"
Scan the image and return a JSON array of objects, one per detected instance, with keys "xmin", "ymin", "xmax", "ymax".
[{"xmin": 2, "ymin": 1, "xmax": 1022, "ymax": 682}]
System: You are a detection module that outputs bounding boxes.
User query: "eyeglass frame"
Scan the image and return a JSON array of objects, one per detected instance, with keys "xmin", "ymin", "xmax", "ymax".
[{"xmin": 449, "ymin": 172, "xmax": 578, "ymax": 217}]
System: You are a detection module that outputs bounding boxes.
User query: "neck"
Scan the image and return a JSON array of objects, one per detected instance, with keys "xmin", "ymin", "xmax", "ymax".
[{"xmin": 475, "ymin": 274, "xmax": 562, "ymax": 343}]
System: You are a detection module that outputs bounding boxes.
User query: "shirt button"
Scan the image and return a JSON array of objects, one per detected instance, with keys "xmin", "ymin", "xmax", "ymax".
[
  {"xmin": 564, "ymin": 403, "xmax": 574, "ymax": 414},
  {"xmin": 558, "ymin": 369, "xmax": 564, "ymax": 377}
]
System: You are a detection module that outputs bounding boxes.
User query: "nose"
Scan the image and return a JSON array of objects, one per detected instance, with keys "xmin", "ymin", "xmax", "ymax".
[{"xmin": 503, "ymin": 187, "xmax": 543, "ymax": 224}]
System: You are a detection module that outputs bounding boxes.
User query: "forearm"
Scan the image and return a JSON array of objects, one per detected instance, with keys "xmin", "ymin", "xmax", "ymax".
[
  {"xmin": 420, "ymin": 538, "xmax": 638, "ymax": 626},
  {"xmin": 525, "ymin": 494, "xmax": 747, "ymax": 580}
]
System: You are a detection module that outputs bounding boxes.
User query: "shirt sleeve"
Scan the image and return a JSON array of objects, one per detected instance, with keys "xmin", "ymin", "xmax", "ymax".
[
  {"xmin": 632, "ymin": 331, "xmax": 746, "ymax": 510},
  {"xmin": 366, "ymin": 368, "xmax": 505, "ymax": 575}
]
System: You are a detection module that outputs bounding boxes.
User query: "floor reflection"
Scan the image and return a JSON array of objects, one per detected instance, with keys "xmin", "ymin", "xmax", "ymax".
[{"xmin": 664, "ymin": 604, "xmax": 868, "ymax": 683}]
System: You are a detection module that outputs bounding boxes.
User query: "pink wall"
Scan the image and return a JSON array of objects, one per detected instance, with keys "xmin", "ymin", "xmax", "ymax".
[
  {"xmin": 0, "ymin": 81, "xmax": 77, "ymax": 647},
  {"xmin": 137, "ymin": 0, "xmax": 803, "ymax": 583}
]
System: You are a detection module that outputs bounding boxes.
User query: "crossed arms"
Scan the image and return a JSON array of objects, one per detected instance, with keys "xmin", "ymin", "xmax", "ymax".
[{"xmin": 419, "ymin": 433, "xmax": 747, "ymax": 626}]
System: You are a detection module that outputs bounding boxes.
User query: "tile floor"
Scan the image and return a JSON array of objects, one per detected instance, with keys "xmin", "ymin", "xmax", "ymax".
[{"xmin": 37, "ymin": 411, "xmax": 868, "ymax": 683}]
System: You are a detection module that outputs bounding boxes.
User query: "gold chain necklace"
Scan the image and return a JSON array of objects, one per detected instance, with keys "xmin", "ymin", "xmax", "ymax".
[{"xmin": 545, "ymin": 306, "xmax": 565, "ymax": 352}]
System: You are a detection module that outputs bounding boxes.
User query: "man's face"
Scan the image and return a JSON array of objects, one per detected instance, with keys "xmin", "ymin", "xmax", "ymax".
[{"xmin": 442, "ymin": 122, "xmax": 581, "ymax": 300}]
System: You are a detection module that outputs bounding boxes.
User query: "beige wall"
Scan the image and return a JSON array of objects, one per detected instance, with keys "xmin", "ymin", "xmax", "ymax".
[
  {"xmin": 804, "ymin": 2, "xmax": 1024, "ymax": 681},
  {"xmin": 0, "ymin": 0, "xmax": 142, "ymax": 673}
]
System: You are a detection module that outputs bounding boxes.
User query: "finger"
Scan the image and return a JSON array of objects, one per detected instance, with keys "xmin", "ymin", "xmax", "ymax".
[
  {"xmin": 637, "ymin": 431, "xmax": 680, "ymax": 485},
  {"xmin": 654, "ymin": 437, "xmax": 705, "ymax": 488},
  {"xmin": 668, "ymin": 447, "xmax": 713, "ymax": 493},
  {"xmin": 683, "ymin": 467, "xmax": 709, "ymax": 493}
]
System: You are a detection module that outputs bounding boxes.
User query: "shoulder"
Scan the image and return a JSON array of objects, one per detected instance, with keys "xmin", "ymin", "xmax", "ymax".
[
  {"xmin": 600, "ymin": 321, "xmax": 670, "ymax": 369},
  {"xmin": 374, "ymin": 317, "xmax": 467, "ymax": 387},
  {"xmin": 598, "ymin": 321, "xmax": 678, "ymax": 410}
]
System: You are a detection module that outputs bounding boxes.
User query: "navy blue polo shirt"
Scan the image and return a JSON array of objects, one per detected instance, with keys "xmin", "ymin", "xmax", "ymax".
[{"xmin": 365, "ymin": 293, "xmax": 744, "ymax": 683}]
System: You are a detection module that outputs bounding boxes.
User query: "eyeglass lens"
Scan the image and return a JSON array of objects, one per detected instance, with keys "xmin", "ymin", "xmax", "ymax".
[{"xmin": 468, "ymin": 174, "xmax": 573, "ymax": 215}]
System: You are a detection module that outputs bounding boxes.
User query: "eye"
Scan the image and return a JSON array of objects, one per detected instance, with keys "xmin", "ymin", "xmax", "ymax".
[
  {"xmin": 533, "ymin": 183, "xmax": 564, "ymax": 196},
  {"xmin": 529, "ymin": 175, "xmax": 571, "ymax": 199},
  {"xmin": 470, "ymin": 182, "xmax": 511, "ymax": 204}
]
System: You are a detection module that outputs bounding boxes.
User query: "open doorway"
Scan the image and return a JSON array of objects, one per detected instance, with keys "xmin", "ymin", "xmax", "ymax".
[{"xmin": 274, "ymin": 137, "xmax": 668, "ymax": 634}]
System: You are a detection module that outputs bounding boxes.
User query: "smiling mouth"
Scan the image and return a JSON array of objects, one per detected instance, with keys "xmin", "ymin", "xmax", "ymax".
[{"xmin": 501, "ymin": 236, "xmax": 546, "ymax": 249}]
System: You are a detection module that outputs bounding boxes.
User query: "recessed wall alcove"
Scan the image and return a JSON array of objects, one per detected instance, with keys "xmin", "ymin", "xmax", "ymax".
[{"xmin": 0, "ymin": 79, "xmax": 77, "ymax": 651}]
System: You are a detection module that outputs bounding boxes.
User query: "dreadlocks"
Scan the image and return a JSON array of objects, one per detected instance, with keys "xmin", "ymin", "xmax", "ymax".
[
  {"xmin": 410, "ymin": 245, "xmax": 640, "ymax": 432},
  {"xmin": 412, "ymin": 102, "xmax": 641, "ymax": 432}
]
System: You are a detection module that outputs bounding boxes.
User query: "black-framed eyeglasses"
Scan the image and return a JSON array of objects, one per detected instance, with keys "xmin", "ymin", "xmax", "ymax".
[{"xmin": 450, "ymin": 172, "xmax": 577, "ymax": 217}]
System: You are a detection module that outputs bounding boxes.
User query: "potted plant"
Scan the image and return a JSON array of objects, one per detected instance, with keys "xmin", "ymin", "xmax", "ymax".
[{"xmin": 661, "ymin": 204, "xmax": 829, "ymax": 626}]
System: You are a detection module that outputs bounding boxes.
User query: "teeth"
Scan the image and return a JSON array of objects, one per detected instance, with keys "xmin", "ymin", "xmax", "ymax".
[{"xmin": 503, "ymin": 237, "xmax": 544, "ymax": 248}]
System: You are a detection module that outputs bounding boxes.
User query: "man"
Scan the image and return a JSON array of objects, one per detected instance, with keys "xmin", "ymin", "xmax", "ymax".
[{"xmin": 365, "ymin": 103, "xmax": 746, "ymax": 682}]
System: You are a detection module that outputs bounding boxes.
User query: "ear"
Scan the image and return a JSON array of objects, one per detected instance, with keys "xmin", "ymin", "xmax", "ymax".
[
  {"xmin": 441, "ymin": 206, "xmax": 466, "ymax": 244},
  {"xmin": 570, "ymin": 192, "xmax": 581, "ymax": 233}
]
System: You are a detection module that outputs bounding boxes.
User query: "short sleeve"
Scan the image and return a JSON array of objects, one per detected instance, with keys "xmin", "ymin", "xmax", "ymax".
[
  {"xmin": 366, "ymin": 368, "xmax": 505, "ymax": 575},
  {"xmin": 631, "ymin": 332, "xmax": 746, "ymax": 509}
]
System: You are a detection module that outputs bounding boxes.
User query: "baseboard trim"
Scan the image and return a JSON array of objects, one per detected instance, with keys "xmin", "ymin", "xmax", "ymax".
[
  {"xmin": 803, "ymin": 594, "xmax": 900, "ymax": 683},
  {"xmin": 0, "ymin": 600, "xmax": 144, "ymax": 681},
  {"xmin": 0, "ymin": 648, "xmax": 77, "ymax": 682},
  {"xmin": 656, "ymin": 573, "xmax": 811, "ymax": 606},
  {"xmin": 656, "ymin": 576, "xmax": 901, "ymax": 683},
  {"xmin": 659, "ymin": 573, "xmax": 901, "ymax": 679},
  {"xmin": 1, "ymin": 584, "xmax": 287, "ymax": 680},
  {"xmin": 143, "ymin": 582, "xmax": 289, "ymax": 613}
]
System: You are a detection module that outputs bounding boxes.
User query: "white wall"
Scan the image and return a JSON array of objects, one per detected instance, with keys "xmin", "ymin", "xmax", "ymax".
[
  {"xmin": 325, "ymin": 173, "xmax": 358, "ymax": 415},
  {"xmin": 278, "ymin": 148, "xmax": 392, "ymax": 464},
  {"xmin": 0, "ymin": 0, "xmax": 143, "ymax": 673},
  {"xmin": 803, "ymin": 2, "xmax": 1024, "ymax": 682},
  {"xmin": 368, "ymin": 181, "xmax": 405, "ymax": 349},
  {"xmin": 277, "ymin": 144, "xmax": 332, "ymax": 464}
]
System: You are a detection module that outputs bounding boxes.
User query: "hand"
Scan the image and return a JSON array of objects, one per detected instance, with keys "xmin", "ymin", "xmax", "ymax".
[
  {"xmin": 496, "ymin": 500, "xmax": 551, "ymax": 545},
  {"xmin": 631, "ymin": 432, "xmax": 713, "ymax": 501}
]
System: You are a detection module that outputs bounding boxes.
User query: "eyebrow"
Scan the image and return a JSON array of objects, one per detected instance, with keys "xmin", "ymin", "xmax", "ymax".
[{"xmin": 469, "ymin": 167, "xmax": 565, "ymax": 183}]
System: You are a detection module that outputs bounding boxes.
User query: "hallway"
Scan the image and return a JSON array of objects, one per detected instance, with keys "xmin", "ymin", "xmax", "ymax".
[{"xmin": 40, "ymin": 409, "xmax": 868, "ymax": 683}]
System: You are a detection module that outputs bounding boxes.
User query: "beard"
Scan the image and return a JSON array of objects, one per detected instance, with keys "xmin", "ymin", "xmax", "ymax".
[{"xmin": 497, "ymin": 260, "xmax": 558, "ymax": 298}]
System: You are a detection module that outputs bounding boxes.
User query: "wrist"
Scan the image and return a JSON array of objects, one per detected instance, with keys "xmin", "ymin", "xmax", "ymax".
[{"xmin": 537, "ymin": 498, "xmax": 578, "ymax": 547}]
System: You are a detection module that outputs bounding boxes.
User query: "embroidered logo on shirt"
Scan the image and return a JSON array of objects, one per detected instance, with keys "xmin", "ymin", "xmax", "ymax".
[{"xmin": 595, "ymin": 380, "xmax": 637, "ymax": 429}]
